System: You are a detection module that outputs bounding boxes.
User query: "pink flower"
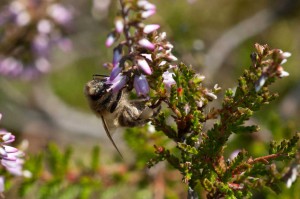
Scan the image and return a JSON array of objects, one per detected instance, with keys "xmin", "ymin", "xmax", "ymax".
[
  {"xmin": 141, "ymin": 10, "xmax": 156, "ymax": 19},
  {"xmin": 143, "ymin": 24, "xmax": 160, "ymax": 34},
  {"xmin": 47, "ymin": 3, "xmax": 73, "ymax": 25},
  {"xmin": 114, "ymin": 17, "xmax": 124, "ymax": 33},
  {"xmin": 137, "ymin": 58, "xmax": 152, "ymax": 75},
  {"xmin": 138, "ymin": 38, "xmax": 155, "ymax": 50},
  {"xmin": 105, "ymin": 33, "xmax": 116, "ymax": 47},
  {"xmin": 162, "ymin": 71, "xmax": 176, "ymax": 88}
]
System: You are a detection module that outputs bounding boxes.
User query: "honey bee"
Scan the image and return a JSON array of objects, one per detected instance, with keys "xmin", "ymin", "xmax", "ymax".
[{"xmin": 84, "ymin": 76, "xmax": 157, "ymax": 157}]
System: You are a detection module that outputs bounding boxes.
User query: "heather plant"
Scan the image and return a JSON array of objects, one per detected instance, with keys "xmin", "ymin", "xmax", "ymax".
[
  {"xmin": 98, "ymin": 0, "xmax": 300, "ymax": 198},
  {"xmin": 0, "ymin": 0, "xmax": 73, "ymax": 80},
  {"xmin": 0, "ymin": 0, "xmax": 299, "ymax": 199},
  {"xmin": 0, "ymin": 113, "xmax": 30, "ymax": 196}
]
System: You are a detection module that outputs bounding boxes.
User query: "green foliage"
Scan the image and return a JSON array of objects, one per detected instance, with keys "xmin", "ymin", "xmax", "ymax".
[
  {"xmin": 17, "ymin": 144, "xmax": 103, "ymax": 199},
  {"xmin": 141, "ymin": 44, "xmax": 300, "ymax": 198}
]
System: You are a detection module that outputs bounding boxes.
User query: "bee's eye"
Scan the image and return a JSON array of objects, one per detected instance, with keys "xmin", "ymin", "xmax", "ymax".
[{"xmin": 89, "ymin": 87, "xmax": 106, "ymax": 100}]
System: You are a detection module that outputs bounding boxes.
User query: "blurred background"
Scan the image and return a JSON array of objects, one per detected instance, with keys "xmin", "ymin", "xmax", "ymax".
[{"xmin": 0, "ymin": 0, "xmax": 300, "ymax": 198}]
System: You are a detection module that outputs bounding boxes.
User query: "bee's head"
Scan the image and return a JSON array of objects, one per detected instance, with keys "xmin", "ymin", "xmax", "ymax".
[{"xmin": 84, "ymin": 79, "xmax": 110, "ymax": 101}]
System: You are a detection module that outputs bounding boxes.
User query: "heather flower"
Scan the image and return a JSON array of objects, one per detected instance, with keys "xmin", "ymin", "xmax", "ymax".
[
  {"xmin": 162, "ymin": 71, "xmax": 176, "ymax": 88},
  {"xmin": 106, "ymin": 74, "xmax": 127, "ymax": 93},
  {"xmin": 47, "ymin": 3, "xmax": 73, "ymax": 26},
  {"xmin": 0, "ymin": 113, "xmax": 30, "ymax": 193},
  {"xmin": 103, "ymin": 0, "xmax": 178, "ymax": 98},
  {"xmin": 105, "ymin": 33, "xmax": 116, "ymax": 47},
  {"xmin": 138, "ymin": 39, "xmax": 155, "ymax": 50},
  {"xmin": 112, "ymin": 46, "xmax": 123, "ymax": 67},
  {"xmin": 277, "ymin": 66, "xmax": 289, "ymax": 78},
  {"xmin": 0, "ymin": 177, "xmax": 3, "ymax": 193},
  {"xmin": 0, "ymin": 0, "xmax": 73, "ymax": 80},
  {"xmin": 109, "ymin": 65, "xmax": 122, "ymax": 81},
  {"xmin": 137, "ymin": 0, "xmax": 156, "ymax": 10},
  {"xmin": 134, "ymin": 75, "xmax": 150, "ymax": 97},
  {"xmin": 114, "ymin": 17, "xmax": 124, "ymax": 33},
  {"xmin": 255, "ymin": 74, "xmax": 267, "ymax": 92},
  {"xmin": 137, "ymin": 58, "xmax": 152, "ymax": 75},
  {"xmin": 143, "ymin": 24, "xmax": 160, "ymax": 34},
  {"xmin": 284, "ymin": 164, "xmax": 300, "ymax": 188},
  {"xmin": 204, "ymin": 89, "xmax": 218, "ymax": 100}
]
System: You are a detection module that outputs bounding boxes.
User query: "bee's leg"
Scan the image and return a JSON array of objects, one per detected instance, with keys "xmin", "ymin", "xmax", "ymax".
[
  {"xmin": 100, "ymin": 92, "xmax": 114, "ymax": 110},
  {"xmin": 110, "ymin": 90, "xmax": 122, "ymax": 113},
  {"xmin": 119, "ymin": 105, "xmax": 150, "ymax": 127}
]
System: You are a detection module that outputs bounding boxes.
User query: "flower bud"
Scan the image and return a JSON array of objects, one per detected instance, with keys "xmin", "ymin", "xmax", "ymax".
[
  {"xmin": 114, "ymin": 17, "xmax": 124, "ymax": 33},
  {"xmin": 134, "ymin": 74, "xmax": 150, "ymax": 97},
  {"xmin": 255, "ymin": 74, "xmax": 267, "ymax": 92},
  {"xmin": 277, "ymin": 66, "xmax": 289, "ymax": 78},
  {"xmin": 112, "ymin": 46, "xmax": 123, "ymax": 66},
  {"xmin": 138, "ymin": 38, "xmax": 155, "ymax": 50},
  {"xmin": 2, "ymin": 133, "xmax": 15, "ymax": 143},
  {"xmin": 143, "ymin": 24, "xmax": 160, "ymax": 34},
  {"xmin": 105, "ymin": 32, "xmax": 116, "ymax": 47},
  {"xmin": 141, "ymin": 10, "xmax": 156, "ymax": 19},
  {"xmin": 137, "ymin": 58, "xmax": 152, "ymax": 75},
  {"xmin": 137, "ymin": 1, "xmax": 156, "ymax": 10}
]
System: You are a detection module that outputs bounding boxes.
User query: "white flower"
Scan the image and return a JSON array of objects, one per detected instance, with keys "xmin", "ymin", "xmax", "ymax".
[{"xmin": 162, "ymin": 71, "xmax": 176, "ymax": 88}]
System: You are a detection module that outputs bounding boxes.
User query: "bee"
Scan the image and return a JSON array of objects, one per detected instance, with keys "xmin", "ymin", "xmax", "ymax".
[{"xmin": 84, "ymin": 75, "xmax": 157, "ymax": 157}]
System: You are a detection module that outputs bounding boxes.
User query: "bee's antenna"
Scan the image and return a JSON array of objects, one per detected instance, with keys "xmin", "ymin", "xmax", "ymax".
[
  {"xmin": 101, "ymin": 115, "xmax": 124, "ymax": 159},
  {"xmin": 93, "ymin": 74, "xmax": 109, "ymax": 80}
]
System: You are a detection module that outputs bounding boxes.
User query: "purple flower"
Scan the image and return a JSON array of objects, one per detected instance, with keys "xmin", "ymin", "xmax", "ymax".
[
  {"xmin": 109, "ymin": 65, "xmax": 122, "ymax": 81},
  {"xmin": 112, "ymin": 46, "xmax": 123, "ymax": 67},
  {"xmin": 47, "ymin": 3, "xmax": 73, "ymax": 25},
  {"xmin": 106, "ymin": 74, "xmax": 127, "ymax": 93},
  {"xmin": 138, "ymin": 38, "xmax": 155, "ymax": 50},
  {"xmin": 162, "ymin": 71, "xmax": 176, "ymax": 88},
  {"xmin": 137, "ymin": 58, "xmax": 152, "ymax": 75},
  {"xmin": 134, "ymin": 74, "xmax": 150, "ymax": 97},
  {"xmin": 0, "ymin": 1, "xmax": 73, "ymax": 80},
  {"xmin": 0, "ymin": 113, "xmax": 29, "ymax": 179},
  {"xmin": 32, "ymin": 34, "xmax": 51, "ymax": 57}
]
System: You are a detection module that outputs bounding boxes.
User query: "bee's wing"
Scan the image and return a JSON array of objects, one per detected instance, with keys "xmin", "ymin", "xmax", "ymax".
[{"xmin": 101, "ymin": 115, "xmax": 123, "ymax": 158}]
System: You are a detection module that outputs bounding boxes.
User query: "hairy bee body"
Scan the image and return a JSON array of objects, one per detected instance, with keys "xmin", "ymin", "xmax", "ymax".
[{"xmin": 84, "ymin": 78, "xmax": 154, "ymax": 156}]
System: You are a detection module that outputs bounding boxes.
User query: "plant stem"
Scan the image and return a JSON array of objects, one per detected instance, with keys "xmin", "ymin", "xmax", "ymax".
[{"xmin": 119, "ymin": 0, "xmax": 134, "ymax": 53}]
